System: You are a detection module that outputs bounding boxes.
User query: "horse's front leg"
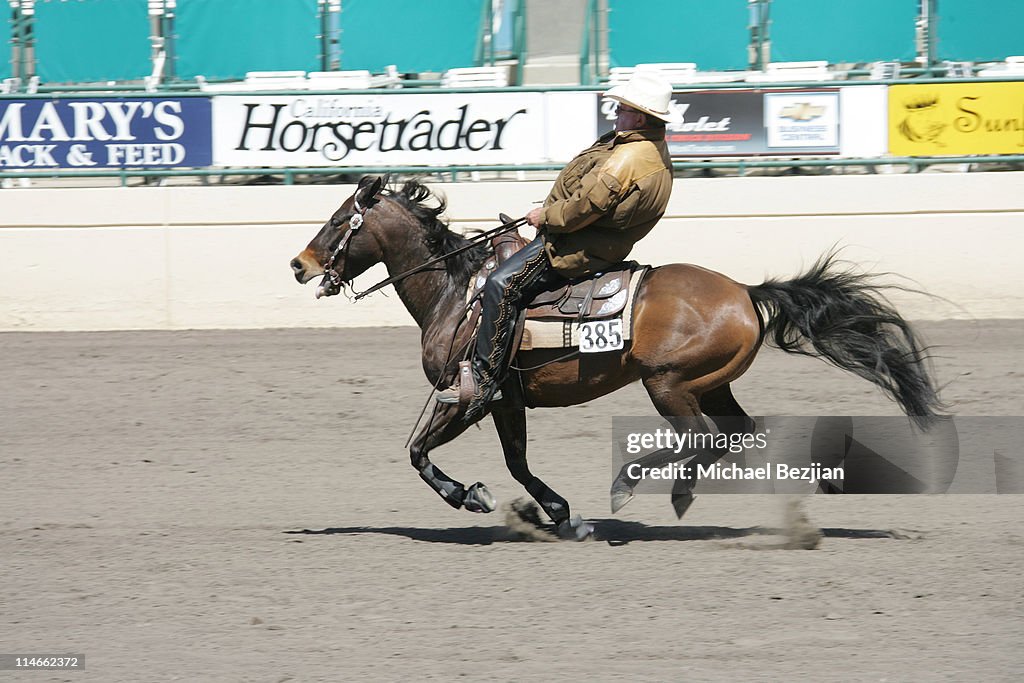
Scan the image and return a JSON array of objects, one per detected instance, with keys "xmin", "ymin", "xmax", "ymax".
[
  {"xmin": 491, "ymin": 385, "xmax": 593, "ymax": 540},
  {"xmin": 410, "ymin": 403, "xmax": 496, "ymax": 513}
]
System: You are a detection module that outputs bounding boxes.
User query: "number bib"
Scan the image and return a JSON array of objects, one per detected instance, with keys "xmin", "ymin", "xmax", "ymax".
[{"xmin": 578, "ymin": 319, "xmax": 624, "ymax": 353}]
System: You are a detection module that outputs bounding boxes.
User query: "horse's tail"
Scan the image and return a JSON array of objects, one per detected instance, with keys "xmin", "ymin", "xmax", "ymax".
[{"xmin": 746, "ymin": 251, "xmax": 943, "ymax": 427}]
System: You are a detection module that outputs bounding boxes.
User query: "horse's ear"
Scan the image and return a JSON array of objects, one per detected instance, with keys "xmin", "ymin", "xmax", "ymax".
[{"xmin": 355, "ymin": 175, "xmax": 384, "ymax": 210}]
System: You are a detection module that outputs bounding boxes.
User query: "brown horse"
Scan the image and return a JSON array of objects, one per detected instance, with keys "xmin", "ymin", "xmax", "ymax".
[{"xmin": 290, "ymin": 176, "xmax": 941, "ymax": 538}]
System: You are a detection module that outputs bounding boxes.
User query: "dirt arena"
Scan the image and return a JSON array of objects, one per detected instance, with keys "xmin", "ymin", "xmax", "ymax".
[{"xmin": 2, "ymin": 320, "xmax": 1022, "ymax": 681}]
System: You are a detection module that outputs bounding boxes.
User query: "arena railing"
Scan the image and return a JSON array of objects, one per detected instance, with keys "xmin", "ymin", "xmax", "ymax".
[{"xmin": 2, "ymin": 157, "xmax": 1024, "ymax": 188}]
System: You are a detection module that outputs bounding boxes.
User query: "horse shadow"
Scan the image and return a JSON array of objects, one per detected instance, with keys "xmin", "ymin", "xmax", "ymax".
[{"xmin": 284, "ymin": 520, "xmax": 912, "ymax": 546}]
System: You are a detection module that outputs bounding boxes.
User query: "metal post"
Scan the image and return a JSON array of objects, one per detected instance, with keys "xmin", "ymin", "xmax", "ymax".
[
  {"xmin": 513, "ymin": 0, "xmax": 526, "ymax": 85},
  {"xmin": 580, "ymin": 0, "xmax": 593, "ymax": 85},
  {"xmin": 162, "ymin": 2, "xmax": 175, "ymax": 81},
  {"xmin": 917, "ymin": 0, "xmax": 938, "ymax": 70},
  {"xmin": 480, "ymin": 0, "xmax": 493, "ymax": 67},
  {"xmin": 761, "ymin": 0, "xmax": 771, "ymax": 69},
  {"xmin": 749, "ymin": 1, "xmax": 758, "ymax": 71},
  {"xmin": 15, "ymin": 0, "xmax": 28, "ymax": 82},
  {"xmin": 927, "ymin": 0, "xmax": 937, "ymax": 69},
  {"xmin": 319, "ymin": 0, "xmax": 328, "ymax": 71},
  {"xmin": 337, "ymin": 0, "xmax": 344, "ymax": 68},
  {"xmin": 10, "ymin": 2, "xmax": 19, "ymax": 81},
  {"xmin": 748, "ymin": 0, "xmax": 769, "ymax": 71}
]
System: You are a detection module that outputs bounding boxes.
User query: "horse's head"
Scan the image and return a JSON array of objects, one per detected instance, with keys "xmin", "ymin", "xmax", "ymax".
[{"xmin": 290, "ymin": 176, "xmax": 386, "ymax": 299}]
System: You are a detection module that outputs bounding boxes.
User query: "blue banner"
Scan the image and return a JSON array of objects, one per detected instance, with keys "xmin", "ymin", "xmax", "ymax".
[{"xmin": 0, "ymin": 97, "xmax": 212, "ymax": 169}]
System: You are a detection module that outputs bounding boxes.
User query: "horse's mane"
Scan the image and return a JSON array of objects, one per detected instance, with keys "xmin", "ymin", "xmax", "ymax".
[{"xmin": 382, "ymin": 178, "xmax": 489, "ymax": 287}]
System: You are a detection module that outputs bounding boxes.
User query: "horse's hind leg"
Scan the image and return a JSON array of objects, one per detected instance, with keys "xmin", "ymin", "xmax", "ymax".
[
  {"xmin": 609, "ymin": 372, "xmax": 712, "ymax": 515},
  {"xmin": 411, "ymin": 404, "xmax": 496, "ymax": 514},
  {"xmin": 700, "ymin": 383, "xmax": 756, "ymax": 436},
  {"xmin": 491, "ymin": 384, "xmax": 592, "ymax": 540},
  {"xmin": 640, "ymin": 373, "xmax": 722, "ymax": 519}
]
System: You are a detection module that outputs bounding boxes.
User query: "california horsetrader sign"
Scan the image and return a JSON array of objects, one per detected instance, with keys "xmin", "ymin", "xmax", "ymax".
[{"xmin": 211, "ymin": 92, "xmax": 547, "ymax": 166}]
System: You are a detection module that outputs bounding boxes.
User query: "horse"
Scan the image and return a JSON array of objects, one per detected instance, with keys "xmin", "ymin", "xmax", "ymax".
[{"xmin": 290, "ymin": 176, "xmax": 942, "ymax": 539}]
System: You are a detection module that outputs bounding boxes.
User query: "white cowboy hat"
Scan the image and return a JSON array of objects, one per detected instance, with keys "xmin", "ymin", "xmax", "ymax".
[{"xmin": 604, "ymin": 70, "xmax": 680, "ymax": 123}]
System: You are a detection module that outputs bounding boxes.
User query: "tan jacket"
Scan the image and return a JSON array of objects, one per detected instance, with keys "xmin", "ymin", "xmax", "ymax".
[{"xmin": 538, "ymin": 128, "xmax": 673, "ymax": 277}]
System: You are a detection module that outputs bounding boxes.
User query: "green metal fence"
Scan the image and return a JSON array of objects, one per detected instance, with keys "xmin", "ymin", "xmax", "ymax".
[
  {"xmin": 596, "ymin": 0, "xmax": 1023, "ymax": 74},
  {"xmin": 2, "ymin": 1, "xmax": 1022, "ymax": 88},
  {"xmin": 2, "ymin": 155, "xmax": 1023, "ymax": 187}
]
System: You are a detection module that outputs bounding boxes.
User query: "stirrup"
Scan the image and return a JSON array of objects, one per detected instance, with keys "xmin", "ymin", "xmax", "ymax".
[
  {"xmin": 435, "ymin": 361, "xmax": 502, "ymax": 405},
  {"xmin": 435, "ymin": 386, "xmax": 503, "ymax": 405}
]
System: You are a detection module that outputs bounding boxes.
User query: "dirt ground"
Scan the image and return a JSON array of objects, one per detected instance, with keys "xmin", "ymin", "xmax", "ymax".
[{"xmin": 1, "ymin": 320, "xmax": 1022, "ymax": 682}]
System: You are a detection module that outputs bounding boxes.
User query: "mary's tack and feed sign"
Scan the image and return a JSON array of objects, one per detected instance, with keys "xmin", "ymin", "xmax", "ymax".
[{"xmin": 0, "ymin": 98, "xmax": 212, "ymax": 169}]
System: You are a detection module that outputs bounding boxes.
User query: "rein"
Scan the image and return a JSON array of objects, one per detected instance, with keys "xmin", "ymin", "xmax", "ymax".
[{"xmin": 351, "ymin": 215, "xmax": 528, "ymax": 301}]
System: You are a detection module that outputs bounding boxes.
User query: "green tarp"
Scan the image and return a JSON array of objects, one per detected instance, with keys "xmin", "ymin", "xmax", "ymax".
[
  {"xmin": 174, "ymin": 0, "xmax": 321, "ymax": 80},
  {"xmin": 339, "ymin": 0, "xmax": 484, "ymax": 73},
  {"xmin": 937, "ymin": 0, "xmax": 1024, "ymax": 62},
  {"xmin": 0, "ymin": 9, "xmax": 11, "ymax": 80},
  {"xmin": 608, "ymin": 0, "xmax": 749, "ymax": 71},
  {"xmin": 34, "ymin": 0, "xmax": 151, "ymax": 83},
  {"xmin": 770, "ymin": 0, "xmax": 917, "ymax": 64}
]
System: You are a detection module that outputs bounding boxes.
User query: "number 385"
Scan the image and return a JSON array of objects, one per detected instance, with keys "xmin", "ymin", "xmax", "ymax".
[{"xmin": 579, "ymin": 319, "xmax": 624, "ymax": 353}]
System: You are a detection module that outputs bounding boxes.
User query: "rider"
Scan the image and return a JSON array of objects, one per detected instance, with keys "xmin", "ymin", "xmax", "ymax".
[{"xmin": 437, "ymin": 70, "xmax": 677, "ymax": 422}]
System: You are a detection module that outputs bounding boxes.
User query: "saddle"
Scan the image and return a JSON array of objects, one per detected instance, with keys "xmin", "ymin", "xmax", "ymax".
[
  {"xmin": 483, "ymin": 231, "xmax": 639, "ymax": 321},
  {"xmin": 466, "ymin": 229, "xmax": 648, "ymax": 353}
]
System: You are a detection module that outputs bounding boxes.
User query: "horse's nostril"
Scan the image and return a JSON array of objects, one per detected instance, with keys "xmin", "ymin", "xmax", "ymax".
[{"xmin": 290, "ymin": 258, "xmax": 303, "ymax": 273}]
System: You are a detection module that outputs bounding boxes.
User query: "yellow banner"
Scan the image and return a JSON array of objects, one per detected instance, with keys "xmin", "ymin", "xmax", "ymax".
[{"xmin": 889, "ymin": 82, "xmax": 1024, "ymax": 156}]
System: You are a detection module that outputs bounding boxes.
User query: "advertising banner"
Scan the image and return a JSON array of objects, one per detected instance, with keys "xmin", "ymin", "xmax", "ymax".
[
  {"xmin": 764, "ymin": 91, "xmax": 840, "ymax": 150},
  {"xmin": 0, "ymin": 98, "xmax": 212, "ymax": 169},
  {"xmin": 211, "ymin": 92, "xmax": 547, "ymax": 167},
  {"xmin": 598, "ymin": 89, "xmax": 841, "ymax": 157},
  {"xmin": 889, "ymin": 82, "xmax": 1024, "ymax": 156},
  {"xmin": 840, "ymin": 85, "xmax": 888, "ymax": 158}
]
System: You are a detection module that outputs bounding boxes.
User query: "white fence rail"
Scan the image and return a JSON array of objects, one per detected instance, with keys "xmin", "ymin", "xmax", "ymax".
[{"xmin": 2, "ymin": 173, "xmax": 1022, "ymax": 331}]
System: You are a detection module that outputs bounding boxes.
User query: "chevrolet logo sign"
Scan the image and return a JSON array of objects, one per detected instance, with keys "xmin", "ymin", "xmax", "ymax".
[{"xmin": 779, "ymin": 103, "xmax": 826, "ymax": 121}]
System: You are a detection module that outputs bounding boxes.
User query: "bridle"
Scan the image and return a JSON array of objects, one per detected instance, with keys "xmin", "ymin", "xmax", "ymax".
[
  {"xmin": 315, "ymin": 184, "xmax": 527, "ymax": 301},
  {"xmin": 316, "ymin": 193, "xmax": 371, "ymax": 300}
]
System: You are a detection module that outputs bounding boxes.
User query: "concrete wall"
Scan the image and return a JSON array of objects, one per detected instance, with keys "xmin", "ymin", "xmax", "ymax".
[{"xmin": 1, "ymin": 172, "xmax": 1022, "ymax": 331}]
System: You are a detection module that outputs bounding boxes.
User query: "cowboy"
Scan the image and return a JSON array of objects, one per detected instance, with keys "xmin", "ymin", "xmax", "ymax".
[{"xmin": 437, "ymin": 70, "xmax": 677, "ymax": 422}]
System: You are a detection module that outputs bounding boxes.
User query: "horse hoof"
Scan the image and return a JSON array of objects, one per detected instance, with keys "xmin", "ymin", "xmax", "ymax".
[
  {"xmin": 556, "ymin": 514, "xmax": 594, "ymax": 541},
  {"xmin": 609, "ymin": 488, "xmax": 634, "ymax": 514},
  {"xmin": 464, "ymin": 482, "xmax": 496, "ymax": 513},
  {"xmin": 671, "ymin": 492, "xmax": 695, "ymax": 519}
]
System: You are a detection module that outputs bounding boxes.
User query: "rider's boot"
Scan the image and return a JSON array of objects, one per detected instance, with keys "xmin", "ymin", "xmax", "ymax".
[
  {"xmin": 435, "ymin": 360, "xmax": 502, "ymax": 409},
  {"xmin": 436, "ymin": 236, "xmax": 548, "ymax": 420}
]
